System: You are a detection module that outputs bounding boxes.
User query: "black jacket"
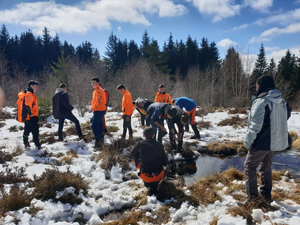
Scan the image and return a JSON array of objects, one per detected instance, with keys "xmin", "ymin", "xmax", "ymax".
[
  {"xmin": 52, "ymin": 88, "xmax": 74, "ymax": 119},
  {"xmin": 131, "ymin": 139, "xmax": 167, "ymax": 174}
]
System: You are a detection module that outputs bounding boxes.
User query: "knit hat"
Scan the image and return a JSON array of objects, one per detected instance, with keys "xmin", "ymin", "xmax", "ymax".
[
  {"xmin": 28, "ymin": 80, "xmax": 38, "ymax": 87},
  {"xmin": 143, "ymin": 127, "xmax": 155, "ymax": 139},
  {"xmin": 256, "ymin": 75, "xmax": 275, "ymax": 96}
]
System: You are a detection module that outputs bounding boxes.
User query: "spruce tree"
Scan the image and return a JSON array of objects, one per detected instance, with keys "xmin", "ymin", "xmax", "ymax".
[
  {"xmin": 186, "ymin": 36, "xmax": 198, "ymax": 68},
  {"xmin": 250, "ymin": 43, "xmax": 267, "ymax": 89},
  {"xmin": 140, "ymin": 30, "xmax": 150, "ymax": 58},
  {"xmin": 163, "ymin": 33, "xmax": 177, "ymax": 75},
  {"xmin": 0, "ymin": 25, "xmax": 9, "ymax": 52},
  {"xmin": 128, "ymin": 40, "xmax": 140, "ymax": 63}
]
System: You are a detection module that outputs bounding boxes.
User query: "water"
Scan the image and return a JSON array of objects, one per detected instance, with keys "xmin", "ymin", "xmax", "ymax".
[{"xmin": 182, "ymin": 149, "xmax": 300, "ymax": 186}]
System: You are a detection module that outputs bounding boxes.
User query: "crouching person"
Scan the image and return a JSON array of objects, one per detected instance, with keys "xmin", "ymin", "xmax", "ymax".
[{"xmin": 131, "ymin": 127, "xmax": 167, "ymax": 195}]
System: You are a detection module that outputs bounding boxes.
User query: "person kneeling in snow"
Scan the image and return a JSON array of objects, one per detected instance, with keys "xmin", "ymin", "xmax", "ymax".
[{"xmin": 131, "ymin": 127, "xmax": 167, "ymax": 195}]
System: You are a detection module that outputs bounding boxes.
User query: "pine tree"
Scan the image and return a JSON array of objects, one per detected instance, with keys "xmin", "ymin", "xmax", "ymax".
[
  {"xmin": 51, "ymin": 51, "xmax": 70, "ymax": 84},
  {"xmin": 145, "ymin": 39, "xmax": 168, "ymax": 73},
  {"xmin": 186, "ymin": 36, "xmax": 198, "ymax": 68},
  {"xmin": 250, "ymin": 44, "xmax": 267, "ymax": 89},
  {"xmin": 198, "ymin": 37, "xmax": 210, "ymax": 72},
  {"xmin": 128, "ymin": 40, "xmax": 140, "ymax": 63},
  {"xmin": 277, "ymin": 49, "xmax": 296, "ymax": 81},
  {"xmin": 140, "ymin": 30, "xmax": 150, "ymax": 58},
  {"xmin": 0, "ymin": 25, "xmax": 10, "ymax": 52},
  {"xmin": 104, "ymin": 32, "xmax": 118, "ymax": 72},
  {"xmin": 163, "ymin": 33, "xmax": 177, "ymax": 75},
  {"xmin": 176, "ymin": 39, "xmax": 188, "ymax": 76},
  {"xmin": 266, "ymin": 58, "xmax": 276, "ymax": 77}
]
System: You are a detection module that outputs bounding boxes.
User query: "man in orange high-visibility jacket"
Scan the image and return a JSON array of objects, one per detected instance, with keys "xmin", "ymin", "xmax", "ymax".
[
  {"xmin": 154, "ymin": 85, "xmax": 171, "ymax": 104},
  {"xmin": 22, "ymin": 80, "xmax": 41, "ymax": 149},
  {"xmin": 116, "ymin": 84, "xmax": 133, "ymax": 139},
  {"xmin": 131, "ymin": 127, "xmax": 167, "ymax": 195},
  {"xmin": 88, "ymin": 78, "xmax": 106, "ymax": 148}
]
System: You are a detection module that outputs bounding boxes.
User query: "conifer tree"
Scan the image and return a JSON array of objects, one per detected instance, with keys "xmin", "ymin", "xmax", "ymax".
[
  {"xmin": 250, "ymin": 44, "xmax": 267, "ymax": 89},
  {"xmin": 186, "ymin": 36, "xmax": 198, "ymax": 68},
  {"xmin": 163, "ymin": 33, "xmax": 177, "ymax": 75},
  {"xmin": 0, "ymin": 25, "xmax": 9, "ymax": 53},
  {"xmin": 128, "ymin": 40, "xmax": 140, "ymax": 63},
  {"xmin": 140, "ymin": 30, "xmax": 150, "ymax": 58}
]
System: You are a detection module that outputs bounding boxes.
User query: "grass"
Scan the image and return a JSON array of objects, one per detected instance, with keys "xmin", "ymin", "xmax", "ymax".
[
  {"xmin": 200, "ymin": 141, "xmax": 247, "ymax": 156},
  {"xmin": 0, "ymin": 110, "xmax": 14, "ymax": 120},
  {"xmin": 59, "ymin": 156, "xmax": 73, "ymax": 165},
  {"xmin": 32, "ymin": 168, "xmax": 88, "ymax": 202},
  {"xmin": 0, "ymin": 166, "xmax": 30, "ymax": 184},
  {"xmin": 96, "ymin": 148, "xmax": 131, "ymax": 171},
  {"xmin": 198, "ymin": 120, "xmax": 212, "ymax": 130},
  {"xmin": 39, "ymin": 132, "xmax": 58, "ymax": 145},
  {"xmin": 0, "ymin": 184, "xmax": 33, "ymax": 217},
  {"xmin": 65, "ymin": 120, "xmax": 94, "ymax": 143},
  {"xmin": 107, "ymin": 126, "xmax": 119, "ymax": 133},
  {"xmin": 0, "ymin": 122, "xmax": 5, "ymax": 128},
  {"xmin": 289, "ymin": 131, "xmax": 299, "ymax": 142},
  {"xmin": 0, "ymin": 151, "xmax": 13, "ymax": 163},
  {"xmin": 228, "ymin": 108, "xmax": 248, "ymax": 115},
  {"xmin": 8, "ymin": 125, "xmax": 19, "ymax": 132},
  {"xmin": 217, "ymin": 115, "xmax": 248, "ymax": 128}
]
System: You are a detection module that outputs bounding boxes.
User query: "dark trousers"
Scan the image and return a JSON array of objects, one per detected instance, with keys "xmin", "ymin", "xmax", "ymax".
[
  {"xmin": 91, "ymin": 110, "xmax": 106, "ymax": 139},
  {"xmin": 144, "ymin": 182, "xmax": 159, "ymax": 195},
  {"xmin": 122, "ymin": 115, "xmax": 133, "ymax": 138},
  {"xmin": 244, "ymin": 149, "xmax": 274, "ymax": 199},
  {"xmin": 169, "ymin": 122, "xmax": 184, "ymax": 148},
  {"xmin": 150, "ymin": 119, "xmax": 165, "ymax": 143},
  {"xmin": 58, "ymin": 112, "xmax": 82, "ymax": 140},
  {"xmin": 23, "ymin": 116, "xmax": 40, "ymax": 147}
]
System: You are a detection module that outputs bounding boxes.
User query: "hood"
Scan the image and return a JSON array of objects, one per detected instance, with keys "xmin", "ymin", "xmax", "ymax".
[
  {"xmin": 259, "ymin": 89, "xmax": 284, "ymax": 104},
  {"xmin": 55, "ymin": 88, "xmax": 65, "ymax": 95}
]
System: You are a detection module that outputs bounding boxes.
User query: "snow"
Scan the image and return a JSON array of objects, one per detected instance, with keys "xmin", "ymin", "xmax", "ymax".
[{"xmin": 1, "ymin": 107, "xmax": 300, "ymax": 224}]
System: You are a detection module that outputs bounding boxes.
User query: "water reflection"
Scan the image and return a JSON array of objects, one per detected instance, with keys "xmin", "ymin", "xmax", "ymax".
[{"xmin": 183, "ymin": 149, "xmax": 300, "ymax": 186}]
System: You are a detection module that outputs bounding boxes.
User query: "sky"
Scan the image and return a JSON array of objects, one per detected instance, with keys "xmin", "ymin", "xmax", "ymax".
[{"xmin": 0, "ymin": 0, "xmax": 299, "ymax": 68}]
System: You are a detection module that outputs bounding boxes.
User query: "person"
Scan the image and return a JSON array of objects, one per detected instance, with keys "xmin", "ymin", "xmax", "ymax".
[
  {"xmin": 100, "ymin": 83, "xmax": 109, "ymax": 134},
  {"xmin": 131, "ymin": 127, "xmax": 167, "ymax": 195},
  {"xmin": 52, "ymin": 83, "xmax": 84, "ymax": 141},
  {"xmin": 173, "ymin": 97, "xmax": 200, "ymax": 139},
  {"xmin": 145, "ymin": 102, "xmax": 176, "ymax": 143},
  {"xmin": 167, "ymin": 106, "xmax": 190, "ymax": 152},
  {"xmin": 88, "ymin": 78, "xmax": 106, "ymax": 148},
  {"xmin": 116, "ymin": 85, "xmax": 133, "ymax": 139},
  {"xmin": 243, "ymin": 75, "xmax": 291, "ymax": 204},
  {"xmin": 20, "ymin": 80, "xmax": 41, "ymax": 149},
  {"xmin": 132, "ymin": 97, "xmax": 153, "ymax": 129},
  {"xmin": 154, "ymin": 85, "xmax": 172, "ymax": 104}
]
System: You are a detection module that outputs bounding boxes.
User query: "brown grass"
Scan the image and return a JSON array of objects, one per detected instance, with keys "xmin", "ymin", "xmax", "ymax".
[
  {"xmin": 200, "ymin": 141, "xmax": 247, "ymax": 156},
  {"xmin": 66, "ymin": 149, "xmax": 78, "ymax": 158},
  {"xmin": 0, "ymin": 122, "xmax": 5, "ymax": 128},
  {"xmin": 228, "ymin": 108, "xmax": 248, "ymax": 115},
  {"xmin": 65, "ymin": 120, "xmax": 94, "ymax": 143},
  {"xmin": 59, "ymin": 156, "xmax": 73, "ymax": 165},
  {"xmin": 32, "ymin": 168, "xmax": 87, "ymax": 202},
  {"xmin": 198, "ymin": 120, "xmax": 212, "ymax": 130},
  {"xmin": 209, "ymin": 216, "xmax": 219, "ymax": 225},
  {"xmin": 8, "ymin": 125, "xmax": 19, "ymax": 132},
  {"xmin": 196, "ymin": 108, "xmax": 209, "ymax": 117},
  {"xmin": 0, "ymin": 166, "xmax": 30, "ymax": 184},
  {"xmin": 0, "ymin": 184, "xmax": 33, "ymax": 217},
  {"xmin": 0, "ymin": 151, "xmax": 13, "ymax": 163},
  {"xmin": 289, "ymin": 131, "xmax": 298, "ymax": 142},
  {"xmin": 96, "ymin": 148, "xmax": 131, "ymax": 171},
  {"xmin": 217, "ymin": 115, "xmax": 248, "ymax": 128},
  {"xmin": 107, "ymin": 126, "xmax": 119, "ymax": 133},
  {"xmin": 291, "ymin": 136, "xmax": 300, "ymax": 151},
  {"xmin": 0, "ymin": 110, "xmax": 14, "ymax": 120},
  {"xmin": 39, "ymin": 132, "xmax": 58, "ymax": 145}
]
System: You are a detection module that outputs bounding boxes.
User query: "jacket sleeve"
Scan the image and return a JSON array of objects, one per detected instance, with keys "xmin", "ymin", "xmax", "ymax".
[
  {"xmin": 25, "ymin": 94, "xmax": 33, "ymax": 115},
  {"xmin": 244, "ymin": 99, "xmax": 267, "ymax": 149},
  {"xmin": 131, "ymin": 141, "xmax": 141, "ymax": 166},
  {"xmin": 61, "ymin": 93, "xmax": 74, "ymax": 111},
  {"xmin": 167, "ymin": 93, "xmax": 172, "ymax": 104},
  {"xmin": 154, "ymin": 94, "xmax": 159, "ymax": 103},
  {"xmin": 151, "ymin": 108, "xmax": 160, "ymax": 124},
  {"xmin": 167, "ymin": 118, "xmax": 175, "ymax": 133},
  {"xmin": 161, "ymin": 144, "xmax": 167, "ymax": 166},
  {"xmin": 137, "ymin": 108, "xmax": 145, "ymax": 126}
]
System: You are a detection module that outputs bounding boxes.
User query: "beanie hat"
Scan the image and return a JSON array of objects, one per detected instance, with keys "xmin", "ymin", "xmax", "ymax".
[
  {"xmin": 167, "ymin": 108, "xmax": 177, "ymax": 117},
  {"xmin": 28, "ymin": 80, "xmax": 38, "ymax": 87},
  {"xmin": 256, "ymin": 75, "xmax": 275, "ymax": 96},
  {"xmin": 143, "ymin": 127, "xmax": 155, "ymax": 139}
]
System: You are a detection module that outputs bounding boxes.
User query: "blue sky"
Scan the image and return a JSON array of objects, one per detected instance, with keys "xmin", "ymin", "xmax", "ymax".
[{"xmin": 0, "ymin": 0, "xmax": 299, "ymax": 68}]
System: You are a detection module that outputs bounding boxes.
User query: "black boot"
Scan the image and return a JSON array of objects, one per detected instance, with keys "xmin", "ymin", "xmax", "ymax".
[
  {"xmin": 191, "ymin": 124, "xmax": 200, "ymax": 139},
  {"xmin": 94, "ymin": 138, "xmax": 102, "ymax": 148},
  {"xmin": 185, "ymin": 123, "xmax": 189, "ymax": 132},
  {"xmin": 170, "ymin": 141, "xmax": 177, "ymax": 150},
  {"xmin": 23, "ymin": 136, "xmax": 30, "ymax": 148},
  {"xmin": 177, "ymin": 141, "xmax": 183, "ymax": 152}
]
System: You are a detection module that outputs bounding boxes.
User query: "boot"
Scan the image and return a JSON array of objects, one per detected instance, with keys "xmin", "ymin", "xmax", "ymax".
[
  {"xmin": 177, "ymin": 141, "xmax": 183, "ymax": 152},
  {"xmin": 23, "ymin": 136, "xmax": 30, "ymax": 148},
  {"xmin": 94, "ymin": 138, "xmax": 102, "ymax": 148},
  {"xmin": 185, "ymin": 123, "xmax": 189, "ymax": 132},
  {"xmin": 190, "ymin": 124, "xmax": 200, "ymax": 139},
  {"xmin": 170, "ymin": 141, "xmax": 177, "ymax": 150}
]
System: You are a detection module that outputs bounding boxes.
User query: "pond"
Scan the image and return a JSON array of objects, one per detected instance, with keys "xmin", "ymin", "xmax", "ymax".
[{"xmin": 178, "ymin": 149, "xmax": 300, "ymax": 186}]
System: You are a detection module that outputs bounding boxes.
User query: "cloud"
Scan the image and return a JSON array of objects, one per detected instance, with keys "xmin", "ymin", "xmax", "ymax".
[
  {"xmin": 254, "ymin": 8, "xmax": 300, "ymax": 26},
  {"xmin": 264, "ymin": 46, "xmax": 280, "ymax": 52},
  {"xmin": 266, "ymin": 45, "xmax": 300, "ymax": 64},
  {"xmin": 217, "ymin": 38, "xmax": 237, "ymax": 48},
  {"xmin": 244, "ymin": 0, "xmax": 273, "ymax": 13},
  {"xmin": 117, "ymin": 26, "xmax": 122, "ymax": 32},
  {"xmin": 249, "ymin": 37, "xmax": 270, "ymax": 43},
  {"xmin": 227, "ymin": 23, "xmax": 249, "ymax": 32},
  {"xmin": 187, "ymin": 0, "xmax": 241, "ymax": 22},
  {"xmin": 0, "ymin": 0, "xmax": 187, "ymax": 35}
]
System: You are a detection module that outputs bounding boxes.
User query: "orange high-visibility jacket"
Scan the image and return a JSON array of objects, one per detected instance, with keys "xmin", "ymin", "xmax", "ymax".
[
  {"xmin": 16, "ymin": 91, "xmax": 27, "ymax": 123},
  {"xmin": 122, "ymin": 90, "xmax": 133, "ymax": 116},
  {"xmin": 25, "ymin": 91, "xmax": 38, "ymax": 117},
  {"xmin": 90, "ymin": 84, "xmax": 106, "ymax": 111},
  {"xmin": 154, "ymin": 91, "xmax": 171, "ymax": 104}
]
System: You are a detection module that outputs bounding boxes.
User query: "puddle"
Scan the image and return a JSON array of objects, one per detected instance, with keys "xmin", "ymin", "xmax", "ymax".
[{"xmin": 181, "ymin": 149, "xmax": 300, "ymax": 186}]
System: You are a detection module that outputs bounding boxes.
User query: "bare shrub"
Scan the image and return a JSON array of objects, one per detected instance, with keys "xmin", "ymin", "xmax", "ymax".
[
  {"xmin": 217, "ymin": 115, "xmax": 248, "ymax": 128},
  {"xmin": 0, "ymin": 151, "xmax": 13, "ymax": 163},
  {"xmin": 228, "ymin": 108, "xmax": 248, "ymax": 115},
  {"xmin": 198, "ymin": 120, "xmax": 212, "ymax": 130},
  {"xmin": 0, "ymin": 184, "xmax": 33, "ymax": 217},
  {"xmin": 0, "ymin": 166, "xmax": 29, "ymax": 183},
  {"xmin": 32, "ymin": 168, "xmax": 88, "ymax": 202}
]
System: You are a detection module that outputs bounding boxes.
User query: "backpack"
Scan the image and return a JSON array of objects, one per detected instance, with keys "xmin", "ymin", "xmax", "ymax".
[
  {"xmin": 136, "ymin": 97, "xmax": 149, "ymax": 110},
  {"xmin": 16, "ymin": 90, "xmax": 28, "ymax": 123}
]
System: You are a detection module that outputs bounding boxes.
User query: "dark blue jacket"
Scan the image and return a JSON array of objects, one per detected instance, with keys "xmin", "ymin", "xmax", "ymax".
[
  {"xmin": 146, "ymin": 103, "xmax": 171, "ymax": 124},
  {"xmin": 175, "ymin": 97, "xmax": 197, "ymax": 112}
]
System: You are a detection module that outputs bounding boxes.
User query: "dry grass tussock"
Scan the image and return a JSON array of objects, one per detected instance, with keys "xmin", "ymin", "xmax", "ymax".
[
  {"xmin": 96, "ymin": 148, "xmax": 130, "ymax": 171},
  {"xmin": 289, "ymin": 131, "xmax": 298, "ymax": 142},
  {"xmin": 200, "ymin": 141, "xmax": 247, "ymax": 156},
  {"xmin": 0, "ymin": 166, "xmax": 30, "ymax": 184},
  {"xmin": 39, "ymin": 132, "xmax": 58, "ymax": 145},
  {"xmin": 0, "ymin": 184, "xmax": 33, "ymax": 217},
  {"xmin": 0, "ymin": 110, "xmax": 14, "ymax": 120},
  {"xmin": 291, "ymin": 134, "xmax": 300, "ymax": 151},
  {"xmin": 8, "ymin": 125, "xmax": 19, "ymax": 132},
  {"xmin": 228, "ymin": 108, "xmax": 248, "ymax": 115},
  {"xmin": 196, "ymin": 107, "xmax": 209, "ymax": 117},
  {"xmin": 217, "ymin": 115, "xmax": 248, "ymax": 128},
  {"xmin": 65, "ymin": 120, "xmax": 94, "ymax": 143},
  {"xmin": 198, "ymin": 120, "xmax": 212, "ymax": 130},
  {"xmin": 209, "ymin": 216, "xmax": 219, "ymax": 225},
  {"xmin": 32, "ymin": 168, "xmax": 87, "ymax": 203},
  {"xmin": 0, "ymin": 122, "xmax": 5, "ymax": 128}
]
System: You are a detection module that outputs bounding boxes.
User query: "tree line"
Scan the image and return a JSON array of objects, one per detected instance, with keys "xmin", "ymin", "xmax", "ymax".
[{"xmin": 0, "ymin": 24, "xmax": 300, "ymax": 113}]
